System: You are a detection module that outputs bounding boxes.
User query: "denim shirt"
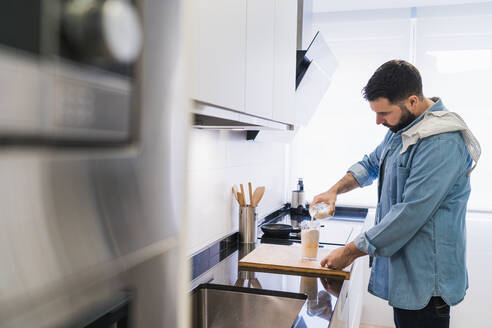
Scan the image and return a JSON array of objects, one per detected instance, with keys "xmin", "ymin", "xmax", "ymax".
[{"xmin": 350, "ymin": 98, "xmax": 473, "ymax": 310}]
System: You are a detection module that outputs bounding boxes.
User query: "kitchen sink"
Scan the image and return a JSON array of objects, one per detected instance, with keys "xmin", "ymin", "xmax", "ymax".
[{"xmin": 191, "ymin": 283, "xmax": 307, "ymax": 328}]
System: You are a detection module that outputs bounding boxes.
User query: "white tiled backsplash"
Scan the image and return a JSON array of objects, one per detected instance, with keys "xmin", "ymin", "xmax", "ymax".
[{"xmin": 187, "ymin": 129, "xmax": 289, "ymax": 255}]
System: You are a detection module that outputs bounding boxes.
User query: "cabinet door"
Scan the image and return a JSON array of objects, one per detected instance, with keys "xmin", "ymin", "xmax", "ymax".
[
  {"xmin": 272, "ymin": 0, "xmax": 297, "ymax": 124},
  {"xmin": 191, "ymin": 0, "xmax": 246, "ymax": 111},
  {"xmin": 244, "ymin": 0, "xmax": 275, "ymax": 118}
]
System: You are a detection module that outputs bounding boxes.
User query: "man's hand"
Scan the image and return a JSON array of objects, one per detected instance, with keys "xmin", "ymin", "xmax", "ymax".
[
  {"xmin": 320, "ymin": 242, "xmax": 367, "ymax": 270},
  {"xmin": 310, "ymin": 173, "xmax": 360, "ymax": 217},
  {"xmin": 311, "ymin": 189, "xmax": 337, "ymax": 217}
]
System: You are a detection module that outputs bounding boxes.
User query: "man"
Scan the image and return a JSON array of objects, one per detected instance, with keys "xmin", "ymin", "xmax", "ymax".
[{"xmin": 311, "ymin": 60, "xmax": 480, "ymax": 328}]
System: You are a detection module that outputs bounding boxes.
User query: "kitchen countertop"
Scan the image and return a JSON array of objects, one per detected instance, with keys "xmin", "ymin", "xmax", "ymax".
[
  {"xmin": 190, "ymin": 206, "xmax": 370, "ymax": 327},
  {"xmin": 191, "ymin": 243, "xmax": 344, "ymax": 327}
]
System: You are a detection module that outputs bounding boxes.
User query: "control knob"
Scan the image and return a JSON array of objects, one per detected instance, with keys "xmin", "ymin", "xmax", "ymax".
[{"xmin": 62, "ymin": 0, "xmax": 143, "ymax": 64}]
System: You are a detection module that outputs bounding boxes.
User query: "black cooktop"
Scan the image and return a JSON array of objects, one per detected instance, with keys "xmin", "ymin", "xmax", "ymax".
[{"xmin": 258, "ymin": 205, "xmax": 367, "ymax": 246}]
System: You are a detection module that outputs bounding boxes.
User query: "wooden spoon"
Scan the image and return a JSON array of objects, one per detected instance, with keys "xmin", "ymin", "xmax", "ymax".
[
  {"xmin": 232, "ymin": 185, "xmax": 239, "ymax": 204},
  {"xmin": 240, "ymin": 192, "xmax": 247, "ymax": 206},
  {"xmin": 248, "ymin": 182, "xmax": 253, "ymax": 206},
  {"xmin": 252, "ymin": 186, "xmax": 265, "ymax": 207},
  {"xmin": 240, "ymin": 184, "xmax": 246, "ymax": 206}
]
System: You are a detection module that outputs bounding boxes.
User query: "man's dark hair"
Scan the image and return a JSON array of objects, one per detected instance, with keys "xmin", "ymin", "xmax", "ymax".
[{"xmin": 362, "ymin": 60, "xmax": 423, "ymax": 103}]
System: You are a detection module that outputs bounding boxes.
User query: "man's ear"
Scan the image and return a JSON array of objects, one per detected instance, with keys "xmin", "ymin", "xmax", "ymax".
[{"xmin": 407, "ymin": 95, "xmax": 419, "ymax": 109}]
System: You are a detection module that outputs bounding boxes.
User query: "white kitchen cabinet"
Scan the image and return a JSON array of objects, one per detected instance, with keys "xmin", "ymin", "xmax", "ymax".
[
  {"xmin": 272, "ymin": 0, "xmax": 297, "ymax": 124},
  {"xmin": 244, "ymin": 0, "xmax": 275, "ymax": 119},
  {"xmin": 347, "ymin": 255, "xmax": 368, "ymax": 328},
  {"xmin": 191, "ymin": 0, "xmax": 247, "ymax": 111},
  {"xmin": 329, "ymin": 221, "xmax": 368, "ymax": 328},
  {"xmin": 245, "ymin": 0, "xmax": 297, "ymax": 123},
  {"xmin": 191, "ymin": 0, "xmax": 297, "ymax": 128},
  {"xmin": 330, "ymin": 255, "xmax": 368, "ymax": 328}
]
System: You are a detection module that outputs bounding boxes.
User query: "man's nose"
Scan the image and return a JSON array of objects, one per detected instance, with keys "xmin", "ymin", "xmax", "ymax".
[{"xmin": 376, "ymin": 115, "xmax": 384, "ymax": 125}]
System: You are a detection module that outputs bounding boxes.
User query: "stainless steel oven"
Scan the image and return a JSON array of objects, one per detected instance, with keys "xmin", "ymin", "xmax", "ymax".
[
  {"xmin": 0, "ymin": 1, "xmax": 189, "ymax": 327},
  {"xmin": 0, "ymin": 0, "xmax": 142, "ymax": 144}
]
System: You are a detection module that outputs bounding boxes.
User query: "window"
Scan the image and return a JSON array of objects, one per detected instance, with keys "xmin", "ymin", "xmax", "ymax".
[{"xmin": 293, "ymin": 4, "xmax": 492, "ymax": 211}]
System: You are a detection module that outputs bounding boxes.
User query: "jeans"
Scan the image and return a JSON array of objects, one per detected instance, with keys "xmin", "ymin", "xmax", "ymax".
[{"xmin": 393, "ymin": 297, "xmax": 450, "ymax": 328}]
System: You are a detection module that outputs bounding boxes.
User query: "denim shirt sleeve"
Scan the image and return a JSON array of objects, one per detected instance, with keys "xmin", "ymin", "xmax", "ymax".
[
  {"xmin": 353, "ymin": 231, "xmax": 374, "ymax": 255},
  {"xmin": 347, "ymin": 133, "xmax": 390, "ymax": 187},
  {"xmin": 356, "ymin": 134, "xmax": 469, "ymax": 257}
]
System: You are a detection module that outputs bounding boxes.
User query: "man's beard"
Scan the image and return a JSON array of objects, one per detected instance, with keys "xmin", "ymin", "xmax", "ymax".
[{"xmin": 384, "ymin": 105, "xmax": 417, "ymax": 133}]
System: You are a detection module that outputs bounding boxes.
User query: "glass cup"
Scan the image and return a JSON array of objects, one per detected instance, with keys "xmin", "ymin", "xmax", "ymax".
[{"xmin": 301, "ymin": 220, "xmax": 320, "ymax": 260}]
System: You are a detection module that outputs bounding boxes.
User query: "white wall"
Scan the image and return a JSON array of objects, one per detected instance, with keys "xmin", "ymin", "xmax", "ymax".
[{"xmin": 186, "ymin": 129, "xmax": 289, "ymax": 255}]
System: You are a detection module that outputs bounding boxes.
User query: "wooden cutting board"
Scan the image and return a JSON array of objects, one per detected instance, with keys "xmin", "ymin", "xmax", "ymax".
[{"xmin": 239, "ymin": 244, "xmax": 351, "ymax": 279}]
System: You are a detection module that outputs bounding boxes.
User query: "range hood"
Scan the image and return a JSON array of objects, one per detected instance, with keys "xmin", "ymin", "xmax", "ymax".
[
  {"xmin": 296, "ymin": 31, "xmax": 336, "ymax": 90},
  {"xmin": 192, "ymin": 101, "xmax": 292, "ymax": 131},
  {"xmin": 295, "ymin": 31, "xmax": 337, "ymax": 125}
]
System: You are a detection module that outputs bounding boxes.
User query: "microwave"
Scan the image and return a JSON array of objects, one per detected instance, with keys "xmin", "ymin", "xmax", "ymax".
[{"xmin": 0, "ymin": 0, "xmax": 142, "ymax": 145}]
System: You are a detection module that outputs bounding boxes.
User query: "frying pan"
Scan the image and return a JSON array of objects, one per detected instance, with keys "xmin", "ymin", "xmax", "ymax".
[{"xmin": 261, "ymin": 223, "xmax": 301, "ymax": 239}]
